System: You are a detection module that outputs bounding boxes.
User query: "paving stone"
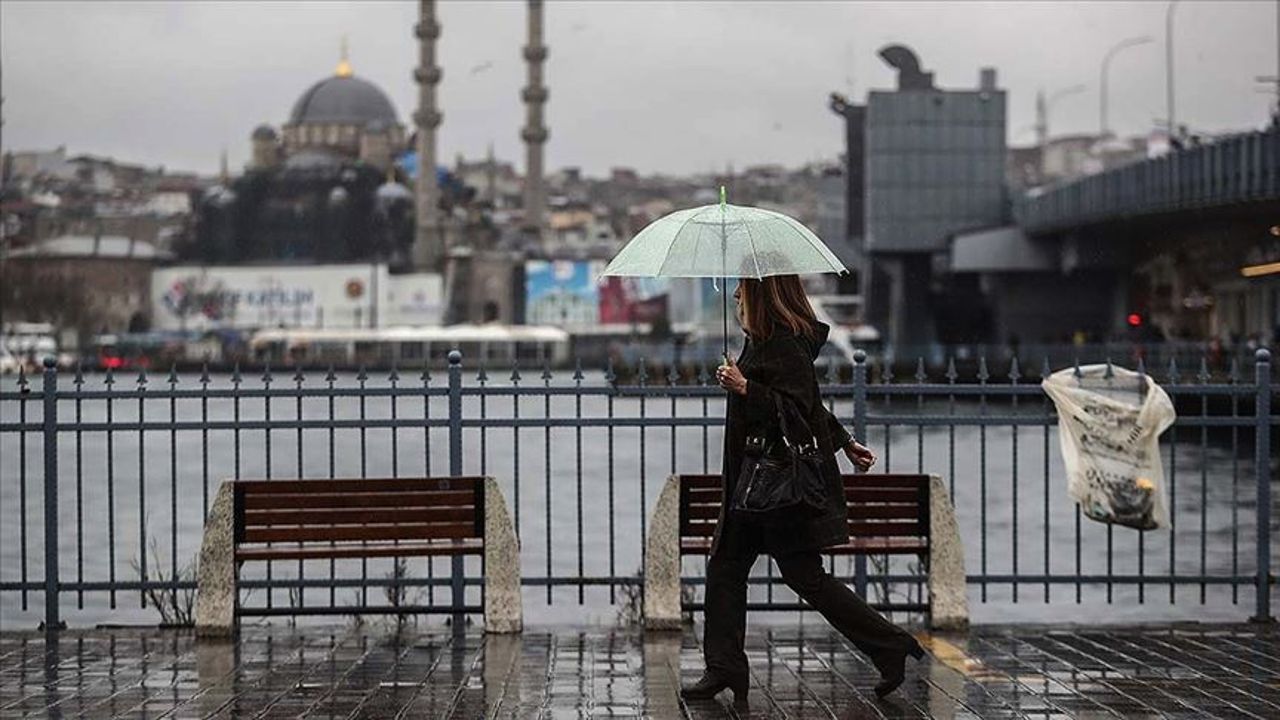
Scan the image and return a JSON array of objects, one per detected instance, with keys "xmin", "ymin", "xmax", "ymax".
[{"xmin": 0, "ymin": 622, "xmax": 1277, "ymax": 718}]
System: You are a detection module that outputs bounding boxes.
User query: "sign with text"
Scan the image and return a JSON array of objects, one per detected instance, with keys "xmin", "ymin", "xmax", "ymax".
[{"xmin": 151, "ymin": 264, "xmax": 441, "ymax": 331}]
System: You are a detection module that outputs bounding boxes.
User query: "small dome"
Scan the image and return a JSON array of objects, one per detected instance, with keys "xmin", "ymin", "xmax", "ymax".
[
  {"xmin": 376, "ymin": 180, "xmax": 412, "ymax": 203},
  {"xmin": 252, "ymin": 124, "xmax": 278, "ymax": 141},
  {"xmin": 204, "ymin": 185, "xmax": 236, "ymax": 207},
  {"xmin": 289, "ymin": 74, "xmax": 398, "ymax": 127}
]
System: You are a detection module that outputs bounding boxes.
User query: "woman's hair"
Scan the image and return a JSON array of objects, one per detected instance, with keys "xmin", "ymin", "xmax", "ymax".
[{"xmin": 739, "ymin": 274, "xmax": 816, "ymax": 340}]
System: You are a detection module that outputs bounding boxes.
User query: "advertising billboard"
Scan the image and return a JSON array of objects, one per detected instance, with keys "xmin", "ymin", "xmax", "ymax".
[
  {"xmin": 151, "ymin": 264, "xmax": 442, "ymax": 331},
  {"xmin": 524, "ymin": 259, "xmax": 676, "ymax": 327}
]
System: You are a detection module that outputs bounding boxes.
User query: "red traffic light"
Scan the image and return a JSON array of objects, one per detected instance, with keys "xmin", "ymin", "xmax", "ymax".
[{"xmin": 1127, "ymin": 313, "xmax": 1143, "ymax": 327}]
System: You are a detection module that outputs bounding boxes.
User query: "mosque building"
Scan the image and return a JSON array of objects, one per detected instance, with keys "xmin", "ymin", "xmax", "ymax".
[{"xmin": 189, "ymin": 45, "xmax": 418, "ymax": 269}]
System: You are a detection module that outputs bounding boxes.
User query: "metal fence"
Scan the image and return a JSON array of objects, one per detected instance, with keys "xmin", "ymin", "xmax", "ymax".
[{"xmin": 0, "ymin": 347, "xmax": 1274, "ymax": 631}]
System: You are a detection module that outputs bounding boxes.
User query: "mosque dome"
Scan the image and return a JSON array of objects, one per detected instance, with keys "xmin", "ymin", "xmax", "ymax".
[
  {"xmin": 376, "ymin": 179, "xmax": 412, "ymax": 203},
  {"xmin": 289, "ymin": 74, "xmax": 398, "ymax": 127}
]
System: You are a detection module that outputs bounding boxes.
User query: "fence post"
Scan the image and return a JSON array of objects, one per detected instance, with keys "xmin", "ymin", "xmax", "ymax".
[
  {"xmin": 1252, "ymin": 348, "xmax": 1273, "ymax": 623},
  {"xmin": 447, "ymin": 350, "xmax": 465, "ymax": 627},
  {"xmin": 852, "ymin": 349, "xmax": 868, "ymax": 598},
  {"xmin": 41, "ymin": 358, "xmax": 63, "ymax": 632}
]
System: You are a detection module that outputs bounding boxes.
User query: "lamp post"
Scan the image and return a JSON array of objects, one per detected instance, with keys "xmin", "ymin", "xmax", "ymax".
[
  {"xmin": 1100, "ymin": 36, "xmax": 1154, "ymax": 137},
  {"xmin": 1166, "ymin": 1, "xmax": 1180, "ymax": 140}
]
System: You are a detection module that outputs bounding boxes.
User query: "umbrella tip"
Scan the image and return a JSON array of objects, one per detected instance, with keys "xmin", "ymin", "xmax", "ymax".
[{"xmin": 719, "ymin": 185, "xmax": 726, "ymax": 207}]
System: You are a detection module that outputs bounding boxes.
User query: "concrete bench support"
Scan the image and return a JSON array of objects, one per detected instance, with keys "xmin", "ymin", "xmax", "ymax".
[
  {"xmin": 643, "ymin": 475, "xmax": 684, "ymax": 631},
  {"xmin": 482, "ymin": 476, "xmax": 523, "ymax": 634},
  {"xmin": 926, "ymin": 474, "xmax": 969, "ymax": 631},
  {"xmin": 195, "ymin": 481, "xmax": 236, "ymax": 638}
]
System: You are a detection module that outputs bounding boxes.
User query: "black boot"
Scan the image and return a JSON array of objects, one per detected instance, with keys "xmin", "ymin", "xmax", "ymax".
[
  {"xmin": 874, "ymin": 637, "xmax": 925, "ymax": 699},
  {"xmin": 681, "ymin": 671, "xmax": 749, "ymax": 705}
]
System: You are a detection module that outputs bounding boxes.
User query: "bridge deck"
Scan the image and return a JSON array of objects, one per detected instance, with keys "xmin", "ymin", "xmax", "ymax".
[{"xmin": 1, "ymin": 621, "xmax": 1276, "ymax": 718}]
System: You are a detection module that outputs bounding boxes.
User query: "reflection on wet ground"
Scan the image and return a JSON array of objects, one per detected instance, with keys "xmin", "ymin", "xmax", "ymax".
[{"xmin": 0, "ymin": 622, "xmax": 1276, "ymax": 718}]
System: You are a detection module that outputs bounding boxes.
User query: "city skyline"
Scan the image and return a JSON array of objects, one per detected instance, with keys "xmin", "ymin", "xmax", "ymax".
[{"xmin": 1, "ymin": 0, "xmax": 1276, "ymax": 177}]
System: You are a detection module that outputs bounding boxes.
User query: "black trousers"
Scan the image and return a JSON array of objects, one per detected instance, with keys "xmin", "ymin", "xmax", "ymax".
[{"xmin": 703, "ymin": 519, "xmax": 916, "ymax": 682}]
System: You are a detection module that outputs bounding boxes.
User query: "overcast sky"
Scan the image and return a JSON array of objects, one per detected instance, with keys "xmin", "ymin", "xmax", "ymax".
[{"xmin": 2, "ymin": 1, "xmax": 1276, "ymax": 177}]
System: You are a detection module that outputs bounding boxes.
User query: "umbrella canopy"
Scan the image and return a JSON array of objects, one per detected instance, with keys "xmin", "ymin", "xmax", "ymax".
[
  {"xmin": 600, "ymin": 198, "xmax": 847, "ymax": 279},
  {"xmin": 600, "ymin": 188, "xmax": 847, "ymax": 359}
]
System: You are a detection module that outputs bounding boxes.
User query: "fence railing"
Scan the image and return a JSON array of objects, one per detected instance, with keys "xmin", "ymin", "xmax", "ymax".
[{"xmin": 0, "ymin": 347, "xmax": 1273, "ymax": 631}]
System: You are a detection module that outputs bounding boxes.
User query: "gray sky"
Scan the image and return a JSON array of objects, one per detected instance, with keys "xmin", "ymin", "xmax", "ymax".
[{"xmin": 2, "ymin": 1, "xmax": 1276, "ymax": 177}]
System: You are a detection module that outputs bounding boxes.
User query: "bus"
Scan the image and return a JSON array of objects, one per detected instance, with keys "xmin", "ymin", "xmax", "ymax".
[{"xmin": 249, "ymin": 325, "xmax": 572, "ymax": 368}]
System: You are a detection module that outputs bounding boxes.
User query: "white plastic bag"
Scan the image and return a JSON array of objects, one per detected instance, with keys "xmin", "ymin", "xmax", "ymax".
[{"xmin": 1042, "ymin": 364, "xmax": 1176, "ymax": 530}]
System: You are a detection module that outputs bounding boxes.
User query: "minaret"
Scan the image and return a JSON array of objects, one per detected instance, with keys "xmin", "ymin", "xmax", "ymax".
[
  {"xmin": 413, "ymin": 0, "xmax": 443, "ymax": 270},
  {"xmin": 485, "ymin": 142, "xmax": 497, "ymax": 206},
  {"xmin": 521, "ymin": 0, "xmax": 548, "ymax": 239}
]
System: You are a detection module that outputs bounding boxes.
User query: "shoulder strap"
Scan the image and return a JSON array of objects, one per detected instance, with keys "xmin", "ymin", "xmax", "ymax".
[{"xmin": 770, "ymin": 391, "xmax": 817, "ymax": 448}]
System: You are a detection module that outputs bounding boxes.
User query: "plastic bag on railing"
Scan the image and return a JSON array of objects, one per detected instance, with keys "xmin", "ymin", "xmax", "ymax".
[{"xmin": 1042, "ymin": 364, "xmax": 1176, "ymax": 530}]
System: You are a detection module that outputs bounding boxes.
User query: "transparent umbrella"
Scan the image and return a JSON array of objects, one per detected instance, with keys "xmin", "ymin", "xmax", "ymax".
[{"xmin": 600, "ymin": 187, "xmax": 847, "ymax": 357}]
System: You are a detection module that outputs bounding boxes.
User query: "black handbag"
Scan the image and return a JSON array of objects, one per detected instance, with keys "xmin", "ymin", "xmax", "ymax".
[{"xmin": 730, "ymin": 393, "xmax": 827, "ymax": 520}]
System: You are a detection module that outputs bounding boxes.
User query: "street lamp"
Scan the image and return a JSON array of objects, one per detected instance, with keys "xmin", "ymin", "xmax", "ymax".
[
  {"xmin": 1166, "ymin": 1, "xmax": 1180, "ymax": 139},
  {"xmin": 1100, "ymin": 35, "xmax": 1154, "ymax": 137}
]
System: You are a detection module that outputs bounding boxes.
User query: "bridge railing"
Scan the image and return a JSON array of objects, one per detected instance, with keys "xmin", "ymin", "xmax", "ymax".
[
  {"xmin": 1016, "ymin": 127, "xmax": 1280, "ymax": 234},
  {"xmin": 0, "ymin": 349, "xmax": 1274, "ymax": 630}
]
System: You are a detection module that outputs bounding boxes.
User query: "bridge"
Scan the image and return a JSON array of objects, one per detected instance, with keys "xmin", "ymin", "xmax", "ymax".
[
  {"xmin": 948, "ymin": 126, "xmax": 1280, "ymax": 349},
  {"xmin": 1014, "ymin": 127, "xmax": 1279, "ymax": 235}
]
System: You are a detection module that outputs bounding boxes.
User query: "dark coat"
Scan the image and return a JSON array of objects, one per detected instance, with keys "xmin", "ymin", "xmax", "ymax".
[{"xmin": 712, "ymin": 320, "xmax": 853, "ymax": 557}]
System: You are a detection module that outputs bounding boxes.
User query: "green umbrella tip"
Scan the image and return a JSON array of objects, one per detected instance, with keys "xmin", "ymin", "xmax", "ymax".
[{"xmin": 719, "ymin": 185, "xmax": 726, "ymax": 207}]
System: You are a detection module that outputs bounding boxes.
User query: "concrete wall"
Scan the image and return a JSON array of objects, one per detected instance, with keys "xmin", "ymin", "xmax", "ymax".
[{"xmin": 983, "ymin": 270, "xmax": 1120, "ymax": 344}]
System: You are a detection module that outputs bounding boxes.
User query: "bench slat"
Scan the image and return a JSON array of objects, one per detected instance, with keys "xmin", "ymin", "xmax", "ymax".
[
  {"xmin": 844, "ymin": 488, "xmax": 920, "ymax": 503},
  {"xmin": 683, "ymin": 487, "xmax": 722, "ymax": 503},
  {"xmin": 680, "ymin": 537, "xmax": 927, "ymax": 555},
  {"xmin": 237, "ymin": 539, "xmax": 483, "ymax": 561},
  {"xmin": 849, "ymin": 521, "xmax": 924, "ymax": 537},
  {"xmin": 682, "ymin": 520, "xmax": 717, "ymax": 537},
  {"xmin": 236, "ymin": 477, "xmax": 482, "ymax": 495},
  {"xmin": 682, "ymin": 503, "xmax": 722, "ymax": 520},
  {"xmin": 680, "ymin": 475, "xmax": 721, "ymax": 489},
  {"xmin": 242, "ymin": 522, "xmax": 479, "ymax": 544},
  {"xmin": 241, "ymin": 490, "xmax": 475, "ymax": 510},
  {"xmin": 685, "ymin": 503, "xmax": 921, "ymax": 521},
  {"xmin": 243, "ymin": 506, "xmax": 476, "ymax": 527},
  {"xmin": 842, "ymin": 475, "xmax": 929, "ymax": 489},
  {"xmin": 681, "ymin": 520, "xmax": 924, "ymax": 538},
  {"xmin": 848, "ymin": 504, "xmax": 923, "ymax": 519}
]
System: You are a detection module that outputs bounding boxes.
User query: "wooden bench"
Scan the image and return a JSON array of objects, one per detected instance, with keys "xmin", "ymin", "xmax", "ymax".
[
  {"xmin": 195, "ymin": 476, "xmax": 522, "ymax": 637},
  {"xmin": 643, "ymin": 473, "xmax": 967, "ymax": 631}
]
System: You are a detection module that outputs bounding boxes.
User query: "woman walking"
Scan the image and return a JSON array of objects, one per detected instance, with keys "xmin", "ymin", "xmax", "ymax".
[{"xmin": 681, "ymin": 274, "xmax": 924, "ymax": 706}]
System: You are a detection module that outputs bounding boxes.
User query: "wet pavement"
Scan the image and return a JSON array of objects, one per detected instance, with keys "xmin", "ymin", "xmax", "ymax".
[{"xmin": 0, "ymin": 621, "xmax": 1277, "ymax": 718}]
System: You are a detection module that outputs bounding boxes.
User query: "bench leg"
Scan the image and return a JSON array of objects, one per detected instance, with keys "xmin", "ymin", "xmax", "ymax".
[
  {"xmin": 483, "ymin": 477, "xmax": 523, "ymax": 634},
  {"xmin": 195, "ymin": 480, "xmax": 236, "ymax": 638},
  {"xmin": 927, "ymin": 474, "xmax": 969, "ymax": 631},
  {"xmin": 643, "ymin": 475, "xmax": 682, "ymax": 631}
]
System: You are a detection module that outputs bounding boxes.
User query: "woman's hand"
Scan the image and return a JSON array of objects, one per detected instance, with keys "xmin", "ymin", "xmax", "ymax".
[
  {"xmin": 843, "ymin": 439, "xmax": 877, "ymax": 472},
  {"xmin": 716, "ymin": 357, "xmax": 748, "ymax": 396}
]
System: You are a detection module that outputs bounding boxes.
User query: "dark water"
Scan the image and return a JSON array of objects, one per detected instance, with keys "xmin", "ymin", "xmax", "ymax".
[{"xmin": 1, "ymin": 373, "xmax": 1273, "ymax": 629}]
